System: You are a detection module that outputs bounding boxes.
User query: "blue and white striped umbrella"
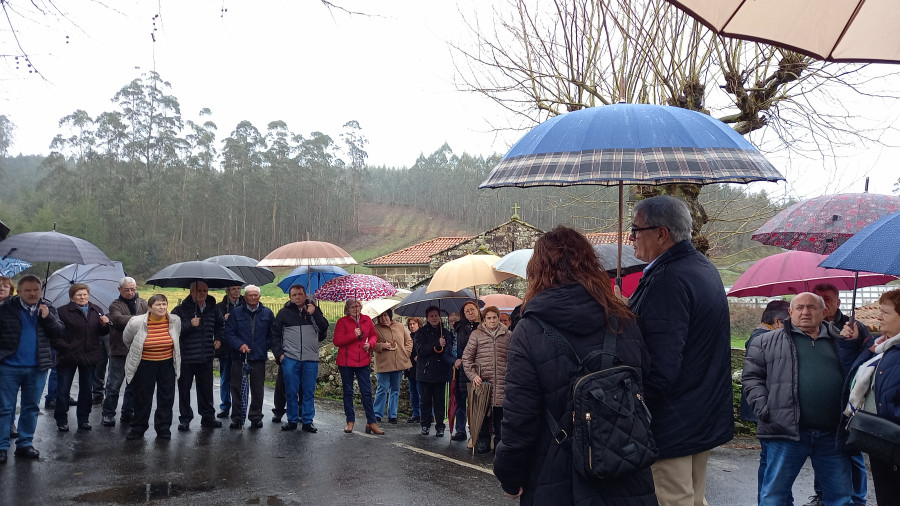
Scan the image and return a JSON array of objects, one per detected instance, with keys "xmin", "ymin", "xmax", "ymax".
[{"xmin": 0, "ymin": 257, "xmax": 31, "ymax": 277}]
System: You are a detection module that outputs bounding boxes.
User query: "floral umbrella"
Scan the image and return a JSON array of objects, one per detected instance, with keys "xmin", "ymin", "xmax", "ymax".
[
  {"xmin": 753, "ymin": 193, "xmax": 900, "ymax": 255},
  {"xmin": 313, "ymin": 274, "xmax": 398, "ymax": 302}
]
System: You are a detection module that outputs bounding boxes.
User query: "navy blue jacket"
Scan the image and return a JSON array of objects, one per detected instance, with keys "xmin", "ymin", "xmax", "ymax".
[
  {"xmin": 413, "ymin": 321, "xmax": 454, "ymax": 383},
  {"xmin": 171, "ymin": 295, "xmax": 225, "ymax": 364},
  {"xmin": 223, "ymin": 304, "xmax": 274, "ymax": 362},
  {"xmin": 0, "ymin": 296, "xmax": 64, "ymax": 371},
  {"xmin": 628, "ymin": 240, "xmax": 734, "ymax": 459},
  {"xmin": 494, "ymin": 283, "xmax": 655, "ymax": 505}
]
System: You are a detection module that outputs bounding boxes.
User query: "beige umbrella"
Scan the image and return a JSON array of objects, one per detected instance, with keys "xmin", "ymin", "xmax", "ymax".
[
  {"xmin": 361, "ymin": 298, "xmax": 401, "ymax": 319},
  {"xmin": 666, "ymin": 0, "xmax": 900, "ymax": 63},
  {"xmin": 466, "ymin": 364, "xmax": 493, "ymax": 454},
  {"xmin": 426, "ymin": 254, "xmax": 515, "ymax": 295},
  {"xmin": 258, "ymin": 240, "xmax": 357, "ymax": 267}
]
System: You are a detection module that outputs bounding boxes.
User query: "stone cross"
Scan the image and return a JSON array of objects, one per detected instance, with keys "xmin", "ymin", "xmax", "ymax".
[{"xmin": 511, "ymin": 203, "xmax": 521, "ymax": 220}]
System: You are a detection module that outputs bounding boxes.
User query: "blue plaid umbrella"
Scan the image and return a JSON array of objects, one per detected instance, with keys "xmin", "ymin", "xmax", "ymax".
[
  {"xmin": 277, "ymin": 265, "xmax": 348, "ymax": 294},
  {"xmin": 0, "ymin": 257, "xmax": 31, "ymax": 277}
]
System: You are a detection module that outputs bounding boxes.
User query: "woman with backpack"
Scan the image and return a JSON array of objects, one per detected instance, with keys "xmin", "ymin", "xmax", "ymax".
[{"xmin": 492, "ymin": 226, "xmax": 657, "ymax": 505}]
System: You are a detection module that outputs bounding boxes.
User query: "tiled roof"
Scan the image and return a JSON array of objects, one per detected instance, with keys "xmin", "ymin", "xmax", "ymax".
[
  {"xmin": 365, "ymin": 236, "xmax": 472, "ymax": 266},
  {"xmin": 854, "ymin": 303, "xmax": 882, "ymax": 332},
  {"xmin": 585, "ymin": 232, "xmax": 632, "ymax": 246}
]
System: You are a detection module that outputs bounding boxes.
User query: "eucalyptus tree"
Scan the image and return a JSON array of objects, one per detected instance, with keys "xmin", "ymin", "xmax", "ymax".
[{"xmin": 222, "ymin": 120, "xmax": 266, "ymax": 252}]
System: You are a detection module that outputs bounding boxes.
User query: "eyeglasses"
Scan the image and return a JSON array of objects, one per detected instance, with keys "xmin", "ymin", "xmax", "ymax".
[{"xmin": 629, "ymin": 225, "xmax": 660, "ymax": 235}]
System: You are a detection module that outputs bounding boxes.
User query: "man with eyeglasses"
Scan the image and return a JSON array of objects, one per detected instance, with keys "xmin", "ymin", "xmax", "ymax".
[{"xmin": 627, "ymin": 195, "xmax": 733, "ymax": 506}]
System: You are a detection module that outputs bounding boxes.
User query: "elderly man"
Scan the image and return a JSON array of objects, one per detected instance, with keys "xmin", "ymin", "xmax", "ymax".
[
  {"xmin": 102, "ymin": 277, "xmax": 148, "ymax": 427},
  {"xmin": 223, "ymin": 285, "xmax": 273, "ymax": 429},
  {"xmin": 743, "ymin": 292, "xmax": 856, "ymax": 505},
  {"xmin": 808, "ymin": 283, "xmax": 871, "ymax": 506},
  {"xmin": 0, "ymin": 275, "xmax": 64, "ymax": 463},
  {"xmin": 270, "ymin": 285, "xmax": 328, "ymax": 433},
  {"xmin": 171, "ymin": 281, "xmax": 225, "ymax": 431},
  {"xmin": 215, "ymin": 285, "xmax": 244, "ymax": 419},
  {"xmin": 627, "ymin": 195, "xmax": 734, "ymax": 506}
]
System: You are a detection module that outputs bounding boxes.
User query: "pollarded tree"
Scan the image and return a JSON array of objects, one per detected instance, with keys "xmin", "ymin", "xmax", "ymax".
[{"xmin": 456, "ymin": 0, "xmax": 899, "ymax": 254}]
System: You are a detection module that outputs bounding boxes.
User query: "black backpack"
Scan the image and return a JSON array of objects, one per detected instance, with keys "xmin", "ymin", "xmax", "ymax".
[{"xmin": 535, "ymin": 316, "xmax": 658, "ymax": 481}]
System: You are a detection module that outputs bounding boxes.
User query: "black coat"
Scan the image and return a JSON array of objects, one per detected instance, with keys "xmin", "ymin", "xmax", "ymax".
[
  {"xmin": 0, "ymin": 296, "xmax": 63, "ymax": 371},
  {"xmin": 413, "ymin": 321, "xmax": 454, "ymax": 383},
  {"xmin": 54, "ymin": 302, "xmax": 110, "ymax": 366},
  {"xmin": 171, "ymin": 295, "xmax": 224, "ymax": 364},
  {"xmin": 453, "ymin": 318, "xmax": 479, "ymax": 384},
  {"xmin": 493, "ymin": 283, "xmax": 656, "ymax": 505},
  {"xmin": 628, "ymin": 240, "xmax": 734, "ymax": 459},
  {"xmin": 214, "ymin": 295, "xmax": 244, "ymax": 358}
]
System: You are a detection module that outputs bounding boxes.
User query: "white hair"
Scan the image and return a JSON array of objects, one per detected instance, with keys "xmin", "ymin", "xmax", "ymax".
[
  {"xmin": 243, "ymin": 284, "xmax": 260, "ymax": 295},
  {"xmin": 119, "ymin": 276, "xmax": 137, "ymax": 287}
]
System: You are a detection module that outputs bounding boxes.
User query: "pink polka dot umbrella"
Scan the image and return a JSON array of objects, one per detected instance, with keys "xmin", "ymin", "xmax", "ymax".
[{"xmin": 313, "ymin": 274, "xmax": 398, "ymax": 302}]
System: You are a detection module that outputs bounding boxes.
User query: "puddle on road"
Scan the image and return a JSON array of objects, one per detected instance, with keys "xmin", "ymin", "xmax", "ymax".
[
  {"xmin": 246, "ymin": 496, "xmax": 285, "ymax": 506},
  {"xmin": 73, "ymin": 482, "xmax": 215, "ymax": 503}
]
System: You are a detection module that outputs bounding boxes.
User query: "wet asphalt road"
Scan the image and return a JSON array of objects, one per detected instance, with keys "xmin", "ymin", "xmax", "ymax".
[{"xmin": 0, "ymin": 381, "xmax": 877, "ymax": 505}]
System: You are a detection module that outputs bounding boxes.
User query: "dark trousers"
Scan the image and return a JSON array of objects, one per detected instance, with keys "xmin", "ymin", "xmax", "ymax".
[
  {"xmin": 229, "ymin": 359, "xmax": 265, "ymax": 424},
  {"xmin": 338, "ymin": 365, "xmax": 376, "ymax": 424},
  {"xmin": 131, "ymin": 359, "xmax": 176, "ymax": 435},
  {"xmin": 418, "ymin": 381, "xmax": 446, "ymax": 429},
  {"xmin": 272, "ymin": 363, "xmax": 300, "ymax": 417},
  {"xmin": 870, "ymin": 456, "xmax": 900, "ymax": 506},
  {"xmin": 177, "ymin": 361, "xmax": 215, "ymax": 424},
  {"xmin": 55, "ymin": 362, "xmax": 95, "ymax": 426},
  {"xmin": 92, "ymin": 334, "xmax": 109, "ymax": 396},
  {"xmin": 477, "ymin": 406, "xmax": 503, "ymax": 446},
  {"xmin": 454, "ymin": 379, "xmax": 468, "ymax": 434}
]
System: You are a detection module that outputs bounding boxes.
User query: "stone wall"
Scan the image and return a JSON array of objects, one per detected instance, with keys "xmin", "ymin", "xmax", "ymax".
[{"xmin": 369, "ymin": 265, "xmax": 432, "ymax": 291}]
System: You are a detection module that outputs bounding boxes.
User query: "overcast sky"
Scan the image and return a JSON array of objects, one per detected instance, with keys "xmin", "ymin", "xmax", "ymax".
[{"xmin": 2, "ymin": 0, "xmax": 898, "ymax": 201}]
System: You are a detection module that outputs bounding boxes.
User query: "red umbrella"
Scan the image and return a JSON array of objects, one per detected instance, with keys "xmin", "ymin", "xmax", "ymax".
[
  {"xmin": 313, "ymin": 274, "xmax": 398, "ymax": 302},
  {"xmin": 448, "ymin": 368, "xmax": 458, "ymax": 434},
  {"xmin": 752, "ymin": 193, "xmax": 900, "ymax": 255},
  {"xmin": 727, "ymin": 251, "xmax": 896, "ymax": 298},
  {"xmin": 479, "ymin": 293, "xmax": 522, "ymax": 312}
]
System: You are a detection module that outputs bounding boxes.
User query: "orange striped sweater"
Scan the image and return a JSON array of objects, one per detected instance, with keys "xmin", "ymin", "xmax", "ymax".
[{"xmin": 143, "ymin": 315, "xmax": 174, "ymax": 361}]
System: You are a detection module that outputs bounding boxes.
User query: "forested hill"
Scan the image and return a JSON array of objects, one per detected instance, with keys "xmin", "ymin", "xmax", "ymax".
[{"xmin": 0, "ymin": 73, "xmax": 785, "ymax": 278}]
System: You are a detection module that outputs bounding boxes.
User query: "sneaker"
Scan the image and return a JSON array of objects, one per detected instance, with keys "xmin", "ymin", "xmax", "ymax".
[
  {"xmin": 101, "ymin": 416, "xmax": 116, "ymax": 427},
  {"xmin": 435, "ymin": 426, "xmax": 445, "ymax": 437},
  {"xmin": 451, "ymin": 431, "xmax": 467, "ymax": 442},
  {"xmin": 388, "ymin": 418, "xmax": 398, "ymax": 424},
  {"xmin": 803, "ymin": 495, "xmax": 824, "ymax": 506},
  {"xmin": 421, "ymin": 426, "xmax": 430, "ymax": 436}
]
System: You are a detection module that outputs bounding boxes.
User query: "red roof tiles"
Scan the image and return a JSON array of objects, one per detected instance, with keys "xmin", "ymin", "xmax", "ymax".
[
  {"xmin": 584, "ymin": 232, "xmax": 632, "ymax": 246},
  {"xmin": 365, "ymin": 237, "xmax": 472, "ymax": 266}
]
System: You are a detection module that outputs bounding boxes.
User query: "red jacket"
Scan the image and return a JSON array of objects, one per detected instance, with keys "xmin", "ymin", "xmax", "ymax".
[{"xmin": 333, "ymin": 314, "xmax": 378, "ymax": 367}]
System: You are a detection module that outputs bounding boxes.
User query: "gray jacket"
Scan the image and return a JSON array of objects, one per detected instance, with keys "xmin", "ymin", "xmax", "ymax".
[{"xmin": 270, "ymin": 301, "xmax": 329, "ymax": 363}]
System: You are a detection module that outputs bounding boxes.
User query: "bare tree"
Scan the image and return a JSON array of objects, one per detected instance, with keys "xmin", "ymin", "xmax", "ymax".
[{"xmin": 454, "ymin": 0, "xmax": 900, "ymax": 254}]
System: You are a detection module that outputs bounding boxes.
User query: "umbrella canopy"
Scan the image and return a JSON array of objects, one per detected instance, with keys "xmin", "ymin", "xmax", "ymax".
[
  {"xmin": 727, "ymin": 251, "xmax": 896, "ymax": 298},
  {"xmin": 0, "ymin": 230, "xmax": 114, "ymax": 265},
  {"xmin": 467, "ymin": 368, "xmax": 493, "ymax": 454},
  {"xmin": 479, "ymin": 293, "xmax": 523, "ymax": 312},
  {"xmin": 394, "ymin": 287, "xmax": 484, "ymax": 317},
  {"xmin": 258, "ymin": 240, "xmax": 356, "ymax": 267},
  {"xmin": 480, "ymin": 104, "xmax": 783, "ymax": 189},
  {"xmin": 147, "ymin": 261, "xmax": 246, "ymax": 289},
  {"xmin": 277, "ymin": 265, "xmax": 349, "ymax": 294},
  {"xmin": 0, "ymin": 219, "xmax": 9, "ymax": 240},
  {"xmin": 427, "ymin": 255, "xmax": 515, "ymax": 294},
  {"xmin": 752, "ymin": 193, "xmax": 900, "ymax": 255},
  {"xmin": 493, "ymin": 249, "xmax": 533, "ymax": 279},
  {"xmin": 0, "ymin": 257, "xmax": 31, "ymax": 277},
  {"xmin": 361, "ymin": 298, "xmax": 401, "ymax": 320},
  {"xmin": 44, "ymin": 262, "xmax": 127, "ymax": 314},
  {"xmin": 313, "ymin": 274, "xmax": 397, "ymax": 302},
  {"xmin": 663, "ymin": 0, "xmax": 900, "ymax": 64},
  {"xmin": 493, "ymin": 245, "xmax": 646, "ymax": 279},
  {"xmin": 820, "ymin": 211, "xmax": 900, "ymax": 276},
  {"xmin": 203, "ymin": 255, "xmax": 275, "ymax": 286}
]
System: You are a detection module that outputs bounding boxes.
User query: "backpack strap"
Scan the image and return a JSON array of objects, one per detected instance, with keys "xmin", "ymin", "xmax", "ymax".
[{"xmin": 532, "ymin": 316, "xmax": 620, "ymax": 445}]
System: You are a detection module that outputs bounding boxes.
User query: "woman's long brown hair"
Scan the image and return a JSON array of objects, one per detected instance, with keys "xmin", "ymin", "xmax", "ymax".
[{"xmin": 524, "ymin": 226, "xmax": 634, "ymax": 324}]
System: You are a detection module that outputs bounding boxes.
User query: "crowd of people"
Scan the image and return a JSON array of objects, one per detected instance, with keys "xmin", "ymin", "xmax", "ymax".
[{"xmin": 1, "ymin": 194, "xmax": 899, "ymax": 506}]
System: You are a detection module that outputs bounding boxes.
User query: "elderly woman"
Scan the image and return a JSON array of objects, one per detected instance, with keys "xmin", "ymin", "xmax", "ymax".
[
  {"xmin": 373, "ymin": 309, "xmax": 413, "ymax": 424},
  {"xmin": 122, "ymin": 294, "xmax": 181, "ymax": 440},
  {"xmin": 52, "ymin": 283, "xmax": 110, "ymax": 432},
  {"xmin": 493, "ymin": 226, "xmax": 654, "ymax": 504},
  {"xmin": 841, "ymin": 288, "xmax": 900, "ymax": 504},
  {"xmin": 405, "ymin": 317, "xmax": 424, "ymax": 423},
  {"xmin": 414, "ymin": 306, "xmax": 454, "ymax": 437},
  {"xmin": 333, "ymin": 298, "xmax": 382, "ymax": 434},
  {"xmin": 462, "ymin": 305, "xmax": 511, "ymax": 453}
]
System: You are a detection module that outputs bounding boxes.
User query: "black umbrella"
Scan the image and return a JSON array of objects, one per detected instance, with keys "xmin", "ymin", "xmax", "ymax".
[
  {"xmin": 0, "ymin": 230, "xmax": 113, "ymax": 265},
  {"xmin": 0, "ymin": 219, "xmax": 9, "ymax": 240},
  {"xmin": 147, "ymin": 261, "xmax": 246, "ymax": 289},
  {"xmin": 393, "ymin": 287, "xmax": 484, "ymax": 317},
  {"xmin": 593, "ymin": 244, "xmax": 647, "ymax": 277},
  {"xmin": 203, "ymin": 255, "xmax": 275, "ymax": 286}
]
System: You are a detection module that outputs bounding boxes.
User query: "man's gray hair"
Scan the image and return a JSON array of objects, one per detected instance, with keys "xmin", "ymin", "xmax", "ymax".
[
  {"xmin": 243, "ymin": 284, "xmax": 260, "ymax": 295},
  {"xmin": 633, "ymin": 195, "xmax": 693, "ymax": 243},
  {"xmin": 119, "ymin": 276, "xmax": 136, "ymax": 287},
  {"xmin": 792, "ymin": 292, "xmax": 826, "ymax": 310}
]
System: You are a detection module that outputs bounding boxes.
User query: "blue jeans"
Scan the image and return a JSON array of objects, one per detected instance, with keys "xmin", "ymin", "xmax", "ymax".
[
  {"xmin": 219, "ymin": 358, "xmax": 231, "ymax": 411},
  {"xmin": 759, "ymin": 431, "xmax": 852, "ymax": 506},
  {"xmin": 374, "ymin": 371, "xmax": 402, "ymax": 420},
  {"xmin": 282, "ymin": 358, "xmax": 317, "ymax": 424},
  {"xmin": 454, "ymin": 379, "xmax": 468, "ymax": 434},
  {"xmin": 0, "ymin": 364, "xmax": 47, "ymax": 450},
  {"xmin": 102, "ymin": 355, "xmax": 134, "ymax": 418},
  {"xmin": 55, "ymin": 362, "xmax": 95, "ymax": 425},
  {"xmin": 339, "ymin": 365, "xmax": 375, "ymax": 424},
  {"xmin": 408, "ymin": 376, "xmax": 421, "ymax": 417}
]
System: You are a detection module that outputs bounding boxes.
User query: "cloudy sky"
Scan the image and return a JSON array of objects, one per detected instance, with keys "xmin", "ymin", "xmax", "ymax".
[{"xmin": 2, "ymin": 0, "xmax": 898, "ymax": 201}]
